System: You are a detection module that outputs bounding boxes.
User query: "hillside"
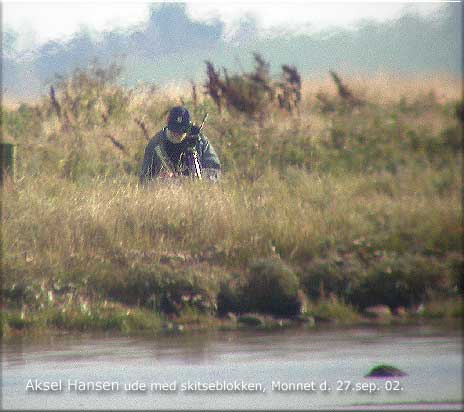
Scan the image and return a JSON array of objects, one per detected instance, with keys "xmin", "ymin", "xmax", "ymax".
[{"xmin": 1, "ymin": 64, "xmax": 462, "ymax": 335}]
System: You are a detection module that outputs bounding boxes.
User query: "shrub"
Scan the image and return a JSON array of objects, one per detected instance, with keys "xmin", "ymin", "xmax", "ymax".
[
  {"xmin": 300, "ymin": 255, "xmax": 366, "ymax": 301},
  {"xmin": 455, "ymin": 99, "xmax": 464, "ymax": 123},
  {"xmin": 4, "ymin": 312, "xmax": 32, "ymax": 331},
  {"xmin": 217, "ymin": 259, "xmax": 302, "ymax": 317},
  {"xmin": 204, "ymin": 53, "xmax": 301, "ymax": 118},
  {"xmin": 306, "ymin": 299, "xmax": 359, "ymax": 323},
  {"xmin": 50, "ymin": 63, "xmax": 130, "ymax": 128},
  {"xmin": 217, "ymin": 274, "xmax": 247, "ymax": 315},
  {"xmin": 329, "ymin": 71, "xmax": 364, "ymax": 108},
  {"xmin": 244, "ymin": 259, "xmax": 301, "ymax": 316},
  {"xmin": 349, "ymin": 253, "xmax": 458, "ymax": 310},
  {"xmin": 440, "ymin": 126, "xmax": 462, "ymax": 152},
  {"xmin": 39, "ymin": 303, "xmax": 162, "ymax": 333},
  {"xmin": 205, "ymin": 54, "xmax": 274, "ymax": 118},
  {"xmin": 2, "ymin": 103, "xmax": 42, "ymax": 140},
  {"xmin": 89, "ymin": 265, "xmax": 218, "ymax": 315}
]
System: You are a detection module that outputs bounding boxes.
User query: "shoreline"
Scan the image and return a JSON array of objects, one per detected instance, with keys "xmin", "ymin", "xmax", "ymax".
[{"xmin": 2, "ymin": 305, "xmax": 461, "ymax": 339}]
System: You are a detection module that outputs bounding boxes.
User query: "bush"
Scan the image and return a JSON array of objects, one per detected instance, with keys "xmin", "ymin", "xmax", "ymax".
[
  {"xmin": 300, "ymin": 255, "xmax": 366, "ymax": 301},
  {"xmin": 244, "ymin": 259, "xmax": 301, "ymax": 316},
  {"xmin": 306, "ymin": 299, "xmax": 359, "ymax": 323},
  {"xmin": 217, "ymin": 259, "xmax": 302, "ymax": 317},
  {"xmin": 217, "ymin": 274, "xmax": 247, "ymax": 315},
  {"xmin": 204, "ymin": 53, "xmax": 301, "ymax": 118},
  {"xmin": 204, "ymin": 56, "xmax": 274, "ymax": 118},
  {"xmin": 2, "ymin": 103, "xmax": 42, "ymax": 140},
  {"xmin": 89, "ymin": 265, "xmax": 218, "ymax": 315},
  {"xmin": 4, "ymin": 312, "xmax": 32, "ymax": 331},
  {"xmin": 349, "ymin": 253, "xmax": 458, "ymax": 310},
  {"xmin": 50, "ymin": 63, "xmax": 130, "ymax": 128},
  {"xmin": 301, "ymin": 252, "xmax": 460, "ymax": 311},
  {"xmin": 38, "ymin": 303, "xmax": 162, "ymax": 333},
  {"xmin": 455, "ymin": 99, "xmax": 464, "ymax": 123}
]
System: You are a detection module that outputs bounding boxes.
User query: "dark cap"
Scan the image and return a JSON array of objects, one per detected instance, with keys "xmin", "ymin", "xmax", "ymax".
[{"xmin": 167, "ymin": 106, "xmax": 191, "ymax": 133}]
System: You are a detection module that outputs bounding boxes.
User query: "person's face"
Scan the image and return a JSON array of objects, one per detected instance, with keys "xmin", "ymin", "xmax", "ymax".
[{"xmin": 167, "ymin": 129, "xmax": 187, "ymax": 144}]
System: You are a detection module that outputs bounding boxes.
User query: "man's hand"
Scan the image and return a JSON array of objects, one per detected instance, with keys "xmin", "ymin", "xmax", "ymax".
[{"xmin": 159, "ymin": 171, "xmax": 175, "ymax": 179}]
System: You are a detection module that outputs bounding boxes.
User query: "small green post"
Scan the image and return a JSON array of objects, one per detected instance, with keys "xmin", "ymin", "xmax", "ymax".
[{"xmin": 1, "ymin": 143, "xmax": 16, "ymax": 183}]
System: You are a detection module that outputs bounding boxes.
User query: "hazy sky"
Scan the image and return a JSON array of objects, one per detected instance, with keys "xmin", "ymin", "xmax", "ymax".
[{"xmin": 3, "ymin": 1, "xmax": 450, "ymax": 51}]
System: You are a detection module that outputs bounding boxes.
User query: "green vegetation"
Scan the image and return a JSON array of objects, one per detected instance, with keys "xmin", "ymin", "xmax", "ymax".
[
  {"xmin": 218, "ymin": 259, "xmax": 301, "ymax": 317},
  {"xmin": 1, "ymin": 63, "xmax": 462, "ymax": 335}
]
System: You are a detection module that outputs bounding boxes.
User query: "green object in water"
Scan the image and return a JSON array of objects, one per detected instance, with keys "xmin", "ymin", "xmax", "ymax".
[{"xmin": 366, "ymin": 364, "xmax": 407, "ymax": 377}]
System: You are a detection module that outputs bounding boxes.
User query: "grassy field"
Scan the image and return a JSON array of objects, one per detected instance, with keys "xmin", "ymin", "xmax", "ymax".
[{"xmin": 1, "ymin": 66, "xmax": 462, "ymax": 335}]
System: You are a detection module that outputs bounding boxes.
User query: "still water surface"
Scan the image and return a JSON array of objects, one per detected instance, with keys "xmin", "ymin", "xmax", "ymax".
[{"xmin": 2, "ymin": 325, "xmax": 462, "ymax": 410}]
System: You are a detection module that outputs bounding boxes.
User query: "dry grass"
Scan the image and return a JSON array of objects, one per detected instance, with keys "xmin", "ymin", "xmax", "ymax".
[
  {"xmin": 3, "ymin": 163, "xmax": 460, "ymax": 274},
  {"xmin": 301, "ymin": 72, "xmax": 462, "ymax": 103}
]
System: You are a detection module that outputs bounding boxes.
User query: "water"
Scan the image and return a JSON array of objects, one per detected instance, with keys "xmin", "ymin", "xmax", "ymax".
[{"xmin": 2, "ymin": 325, "xmax": 462, "ymax": 410}]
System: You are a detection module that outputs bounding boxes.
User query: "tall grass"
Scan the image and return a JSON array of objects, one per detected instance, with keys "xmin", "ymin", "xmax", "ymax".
[{"xmin": 1, "ymin": 64, "xmax": 462, "ymax": 333}]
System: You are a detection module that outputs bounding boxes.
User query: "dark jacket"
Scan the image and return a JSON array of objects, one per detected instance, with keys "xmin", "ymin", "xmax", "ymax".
[{"xmin": 140, "ymin": 128, "xmax": 221, "ymax": 184}]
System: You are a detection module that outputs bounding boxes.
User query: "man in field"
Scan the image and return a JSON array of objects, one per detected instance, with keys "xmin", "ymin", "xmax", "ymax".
[{"xmin": 140, "ymin": 106, "xmax": 221, "ymax": 184}]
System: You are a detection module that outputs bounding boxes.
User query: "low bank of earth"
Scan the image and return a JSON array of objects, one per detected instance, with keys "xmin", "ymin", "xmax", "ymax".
[{"xmin": 2, "ymin": 298, "xmax": 461, "ymax": 338}]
